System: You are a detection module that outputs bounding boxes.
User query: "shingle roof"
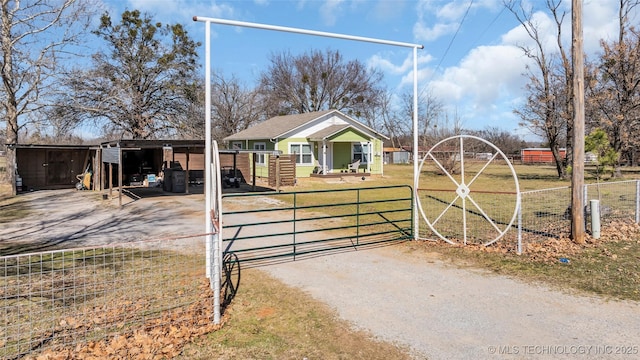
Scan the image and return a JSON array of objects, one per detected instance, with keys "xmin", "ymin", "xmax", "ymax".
[
  {"xmin": 224, "ymin": 110, "xmax": 335, "ymax": 141},
  {"xmin": 307, "ymin": 124, "xmax": 351, "ymax": 140}
]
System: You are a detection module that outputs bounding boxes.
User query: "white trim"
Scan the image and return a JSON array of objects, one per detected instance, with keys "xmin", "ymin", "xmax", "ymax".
[
  {"xmin": 289, "ymin": 142, "xmax": 313, "ymax": 165},
  {"xmin": 253, "ymin": 142, "xmax": 266, "ymax": 165},
  {"xmin": 231, "ymin": 141, "xmax": 243, "ymax": 150},
  {"xmin": 352, "ymin": 142, "xmax": 371, "ymax": 165}
]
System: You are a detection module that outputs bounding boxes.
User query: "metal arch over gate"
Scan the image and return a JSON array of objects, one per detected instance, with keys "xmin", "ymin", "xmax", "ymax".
[{"xmin": 193, "ymin": 16, "xmax": 424, "ymax": 324}]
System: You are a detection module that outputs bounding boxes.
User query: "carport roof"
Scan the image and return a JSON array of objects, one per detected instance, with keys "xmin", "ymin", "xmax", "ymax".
[{"xmin": 101, "ymin": 139, "xmax": 205, "ymax": 149}]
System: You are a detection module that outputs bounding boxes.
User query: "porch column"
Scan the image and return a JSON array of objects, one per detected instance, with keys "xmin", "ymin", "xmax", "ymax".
[
  {"xmin": 367, "ymin": 141, "xmax": 372, "ymax": 173},
  {"xmin": 322, "ymin": 140, "xmax": 327, "ymax": 174}
]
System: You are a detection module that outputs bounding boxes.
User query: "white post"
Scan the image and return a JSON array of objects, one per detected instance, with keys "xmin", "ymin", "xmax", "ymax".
[
  {"xmin": 322, "ymin": 141, "xmax": 327, "ymax": 174},
  {"xmin": 367, "ymin": 141, "xmax": 372, "ymax": 174},
  {"xmin": 636, "ymin": 180, "xmax": 640, "ymax": 224},
  {"xmin": 517, "ymin": 199, "xmax": 523, "ymax": 254},
  {"xmin": 201, "ymin": 20, "xmax": 222, "ymax": 325},
  {"xmin": 412, "ymin": 46, "xmax": 419, "ymax": 240},
  {"xmin": 590, "ymin": 199, "xmax": 601, "ymax": 239}
]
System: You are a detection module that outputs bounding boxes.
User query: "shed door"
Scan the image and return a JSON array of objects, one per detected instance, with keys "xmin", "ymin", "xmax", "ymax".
[{"xmin": 47, "ymin": 151, "xmax": 73, "ymax": 185}]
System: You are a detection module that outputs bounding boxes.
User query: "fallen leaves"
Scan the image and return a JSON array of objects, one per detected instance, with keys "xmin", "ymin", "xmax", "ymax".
[{"xmin": 25, "ymin": 278, "xmax": 228, "ymax": 360}]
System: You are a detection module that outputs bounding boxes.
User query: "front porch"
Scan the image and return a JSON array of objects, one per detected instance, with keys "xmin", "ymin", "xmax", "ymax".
[{"xmin": 310, "ymin": 171, "xmax": 371, "ymax": 179}]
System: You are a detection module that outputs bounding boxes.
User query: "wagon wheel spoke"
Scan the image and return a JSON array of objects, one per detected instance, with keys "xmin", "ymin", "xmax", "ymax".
[
  {"xmin": 432, "ymin": 194, "xmax": 461, "ymax": 226},
  {"xmin": 427, "ymin": 152, "xmax": 461, "ymax": 188},
  {"xmin": 466, "ymin": 194, "xmax": 502, "ymax": 233},
  {"xmin": 417, "ymin": 135, "xmax": 520, "ymax": 246}
]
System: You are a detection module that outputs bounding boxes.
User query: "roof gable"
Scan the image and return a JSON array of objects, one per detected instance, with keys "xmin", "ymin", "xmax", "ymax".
[
  {"xmin": 224, "ymin": 110, "xmax": 334, "ymax": 141},
  {"xmin": 223, "ymin": 109, "xmax": 388, "ymax": 142}
]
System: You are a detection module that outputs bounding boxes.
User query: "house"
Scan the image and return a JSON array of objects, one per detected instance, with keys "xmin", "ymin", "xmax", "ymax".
[
  {"xmin": 223, "ymin": 110, "xmax": 389, "ymax": 178},
  {"xmin": 521, "ymin": 148, "xmax": 567, "ymax": 164}
]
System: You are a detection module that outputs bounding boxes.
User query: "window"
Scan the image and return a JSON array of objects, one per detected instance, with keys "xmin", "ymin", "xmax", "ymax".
[
  {"xmin": 353, "ymin": 143, "xmax": 370, "ymax": 164},
  {"xmin": 290, "ymin": 143, "xmax": 313, "ymax": 165},
  {"xmin": 231, "ymin": 142, "xmax": 243, "ymax": 150},
  {"xmin": 253, "ymin": 142, "xmax": 266, "ymax": 165}
]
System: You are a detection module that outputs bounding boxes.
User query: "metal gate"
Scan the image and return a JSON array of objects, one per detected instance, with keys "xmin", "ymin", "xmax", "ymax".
[{"xmin": 221, "ymin": 185, "xmax": 413, "ymax": 266}]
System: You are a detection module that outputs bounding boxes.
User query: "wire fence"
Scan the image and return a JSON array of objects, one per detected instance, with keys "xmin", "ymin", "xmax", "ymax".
[
  {"xmin": 1, "ymin": 235, "xmax": 211, "ymax": 359},
  {"xmin": 416, "ymin": 179, "xmax": 640, "ymax": 252},
  {"xmin": 515, "ymin": 180, "xmax": 640, "ymax": 252}
]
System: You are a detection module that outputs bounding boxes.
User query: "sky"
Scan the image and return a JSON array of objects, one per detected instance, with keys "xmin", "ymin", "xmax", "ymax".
[{"xmin": 95, "ymin": 0, "xmax": 638, "ymax": 142}]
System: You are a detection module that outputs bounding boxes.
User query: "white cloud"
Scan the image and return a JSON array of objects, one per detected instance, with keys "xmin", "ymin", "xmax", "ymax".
[
  {"xmin": 125, "ymin": 0, "xmax": 236, "ymax": 22},
  {"xmin": 319, "ymin": 0, "xmax": 345, "ymax": 26},
  {"xmin": 413, "ymin": 0, "xmax": 505, "ymax": 42},
  {"xmin": 369, "ymin": 51, "xmax": 433, "ymax": 76},
  {"xmin": 440, "ymin": 45, "xmax": 529, "ymax": 103}
]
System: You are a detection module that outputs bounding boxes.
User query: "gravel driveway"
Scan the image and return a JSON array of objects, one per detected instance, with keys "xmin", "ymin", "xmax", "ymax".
[{"xmin": 2, "ymin": 189, "xmax": 639, "ymax": 359}]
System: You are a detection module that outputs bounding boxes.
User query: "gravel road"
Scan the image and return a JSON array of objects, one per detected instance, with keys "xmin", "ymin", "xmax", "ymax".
[{"xmin": 2, "ymin": 189, "xmax": 639, "ymax": 359}]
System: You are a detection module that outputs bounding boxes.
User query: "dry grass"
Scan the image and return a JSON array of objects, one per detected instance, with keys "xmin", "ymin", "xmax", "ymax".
[{"xmin": 177, "ymin": 269, "xmax": 414, "ymax": 360}]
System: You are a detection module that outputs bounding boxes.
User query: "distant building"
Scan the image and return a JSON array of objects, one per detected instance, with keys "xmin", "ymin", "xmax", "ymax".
[
  {"xmin": 383, "ymin": 147, "xmax": 410, "ymax": 164},
  {"xmin": 520, "ymin": 148, "xmax": 567, "ymax": 163}
]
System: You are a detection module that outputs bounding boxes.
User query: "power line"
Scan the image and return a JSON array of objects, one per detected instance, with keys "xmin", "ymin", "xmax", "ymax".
[{"xmin": 432, "ymin": 0, "xmax": 475, "ymax": 78}]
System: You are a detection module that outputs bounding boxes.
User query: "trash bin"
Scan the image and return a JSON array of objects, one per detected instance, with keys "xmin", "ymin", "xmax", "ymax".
[
  {"xmin": 163, "ymin": 168, "xmax": 173, "ymax": 191},
  {"xmin": 171, "ymin": 170, "xmax": 186, "ymax": 193}
]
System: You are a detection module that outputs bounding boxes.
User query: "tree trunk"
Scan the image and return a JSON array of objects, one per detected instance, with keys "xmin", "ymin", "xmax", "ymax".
[{"xmin": 5, "ymin": 146, "xmax": 16, "ymax": 196}]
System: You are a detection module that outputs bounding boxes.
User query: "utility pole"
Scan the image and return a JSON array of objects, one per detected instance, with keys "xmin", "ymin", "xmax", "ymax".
[{"xmin": 571, "ymin": 0, "xmax": 586, "ymax": 244}]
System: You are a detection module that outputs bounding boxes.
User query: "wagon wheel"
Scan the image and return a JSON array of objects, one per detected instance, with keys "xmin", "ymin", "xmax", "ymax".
[
  {"xmin": 416, "ymin": 135, "xmax": 520, "ymax": 246},
  {"xmin": 221, "ymin": 252, "xmax": 240, "ymax": 309}
]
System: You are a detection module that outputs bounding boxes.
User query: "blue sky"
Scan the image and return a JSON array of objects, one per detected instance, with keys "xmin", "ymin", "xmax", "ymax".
[{"xmin": 96, "ymin": 0, "xmax": 637, "ymax": 141}]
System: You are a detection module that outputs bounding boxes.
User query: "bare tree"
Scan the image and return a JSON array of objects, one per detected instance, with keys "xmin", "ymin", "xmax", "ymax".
[
  {"xmin": 259, "ymin": 48, "xmax": 385, "ymax": 119},
  {"xmin": 375, "ymin": 92, "xmax": 409, "ymax": 148},
  {"xmin": 0, "ymin": 0, "xmax": 93, "ymax": 195},
  {"xmin": 210, "ymin": 73, "xmax": 265, "ymax": 142},
  {"xmin": 472, "ymin": 126, "xmax": 524, "ymax": 155},
  {"xmin": 58, "ymin": 10, "xmax": 200, "ymax": 140},
  {"xmin": 400, "ymin": 88, "xmax": 444, "ymax": 150},
  {"xmin": 586, "ymin": 0, "xmax": 640, "ymax": 175},
  {"xmin": 506, "ymin": 0, "xmax": 573, "ymax": 179}
]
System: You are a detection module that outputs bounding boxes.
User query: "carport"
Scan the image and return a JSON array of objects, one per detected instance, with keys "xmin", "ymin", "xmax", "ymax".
[
  {"xmin": 99, "ymin": 140, "xmax": 284, "ymax": 205},
  {"xmin": 99, "ymin": 140, "xmax": 205, "ymax": 205}
]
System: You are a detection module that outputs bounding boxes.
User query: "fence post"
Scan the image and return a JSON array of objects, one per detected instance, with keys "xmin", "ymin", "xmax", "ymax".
[
  {"xmin": 636, "ymin": 180, "xmax": 640, "ymax": 224},
  {"xmin": 590, "ymin": 199, "xmax": 601, "ymax": 239},
  {"xmin": 583, "ymin": 184, "xmax": 588, "ymax": 232},
  {"xmin": 356, "ymin": 189, "xmax": 360, "ymax": 245},
  {"xmin": 293, "ymin": 192, "xmax": 297, "ymax": 261},
  {"xmin": 517, "ymin": 197, "xmax": 522, "ymax": 255}
]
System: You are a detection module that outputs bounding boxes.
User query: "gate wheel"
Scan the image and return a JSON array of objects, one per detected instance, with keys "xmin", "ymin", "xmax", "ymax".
[
  {"xmin": 416, "ymin": 135, "xmax": 520, "ymax": 246},
  {"xmin": 221, "ymin": 252, "xmax": 240, "ymax": 309}
]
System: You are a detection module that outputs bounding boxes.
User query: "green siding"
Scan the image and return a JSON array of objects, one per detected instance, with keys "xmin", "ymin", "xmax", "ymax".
[
  {"xmin": 277, "ymin": 138, "xmax": 314, "ymax": 178},
  {"xmin": 246, "ymin": 140, "xmax": 273, "ymax": 178},
  {"xmin": 330, "ymin": 128, "xmax": 369, "ymax": 142},
  {"xmin": 228, "ymin": 130, "xmax": 386, "ymax": 178},
  {"xmin": 333, "ymin": 142, "xmax": 352, "ymax": 171}
]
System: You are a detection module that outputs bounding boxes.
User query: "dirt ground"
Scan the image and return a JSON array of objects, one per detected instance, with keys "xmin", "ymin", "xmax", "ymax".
[
  {"xmin": 0, "ymin": 188, "xmax": 205, "ymax": 255},
  {"xmin": 2, "ymin": 188, "xmax": 640, "ymax": 359}
]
